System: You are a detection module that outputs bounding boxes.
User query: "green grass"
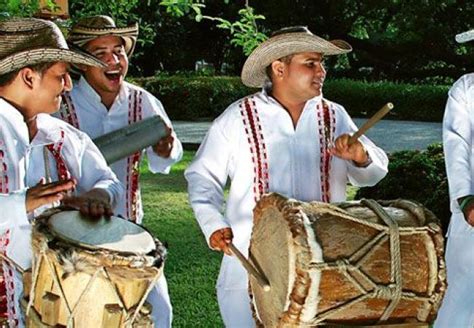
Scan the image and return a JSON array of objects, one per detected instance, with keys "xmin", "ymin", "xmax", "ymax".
[
  {"xmin": 140, "ymin": 151, "xmax": 223, "ymax": 327},
  {"xmin": 140, "ymin": 150, "xmax": 359, "ymax": 327}
]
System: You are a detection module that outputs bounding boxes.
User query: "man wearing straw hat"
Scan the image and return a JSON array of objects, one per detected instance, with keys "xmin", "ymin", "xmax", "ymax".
[
  {"xmin": 56, "ymin": 15, "xmax": 181, "ymax": 328},
  {"xmin": 0, "ymin": 18, "xmax": 124, "ymax": 326},
  {"xmin": 185, "ymin": 26, "xmax": 388, "ymax": 326},
  {"xmin": 434, "ymin": 28, "xmax": 474, "ymax": 328}
]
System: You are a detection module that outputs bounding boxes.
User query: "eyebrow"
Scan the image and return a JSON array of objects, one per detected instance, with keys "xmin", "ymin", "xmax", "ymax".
[{"xmin": 90, "ymin": 44, "xmax": 124, "ymax": 52}]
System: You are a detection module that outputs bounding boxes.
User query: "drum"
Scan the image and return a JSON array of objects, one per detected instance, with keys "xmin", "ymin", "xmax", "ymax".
[
  {"xmin": 25, "ymin": 209, "xmax": 166, "ymax": 328},
  {"xmin": 249, "ymin": 193, "xmax": 446, "ymax": 327}
]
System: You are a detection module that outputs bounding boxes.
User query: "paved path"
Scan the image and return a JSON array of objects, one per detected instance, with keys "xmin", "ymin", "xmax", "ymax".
[{"xmin": 173, "ymin": 119, "xmax": 442, "ymax": 153}]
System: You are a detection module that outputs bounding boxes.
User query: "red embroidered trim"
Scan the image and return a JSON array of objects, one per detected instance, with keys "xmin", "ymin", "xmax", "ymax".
[
  {"xmin": 0, "ymin": 149, "xmax": 8, "ymax": 194},
  {"xmin": 240, "ymin": 97, "xmax": 269, "ymax": 202},
  {"xmin": 317, "ymin": 101, "xmax": 335, "ymax": 202},
  {"xmin": 0, "ymin": 230, "xmax": 17, "ymax": 323},
  {"xmin": 59, "ymin": 93, "xmax": 80, "ymax": 129},
  {"xmin": 46, "ymin": 130, "xmax": 72, "ymax": 181},
  {"xmin": 125, "ymin": 90, "xmax": 143, "ymax": 222}
]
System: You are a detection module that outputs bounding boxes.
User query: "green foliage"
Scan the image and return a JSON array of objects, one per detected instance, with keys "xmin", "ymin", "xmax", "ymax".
[
  {"xmin": 203, "ymin": 7, "xmax": 267, "ymax": 55},
  {"xmin": 325, "ymin": 79, "xmax": 449, "ymax": 121},
  {"xmin": 132, "ymin": 75, "xmax": 253, "ymax": 120},
  {"xmin": 160, "ymin": 0, "xmax": 267, "ymax": 55},
  {"xmin": 356, "ymin": 143, "xmax": 450, "ymax": 232},
  {"xmin": 0, "ymin": 0, "xmax": 41, "ymax": 18},
  {"xmin": 159, "ymin": 0, "xmax": 205, "ymax": 18},
  {"xmin": 132, "ymin": 76, "xmax": 449, "ymax": 122}
]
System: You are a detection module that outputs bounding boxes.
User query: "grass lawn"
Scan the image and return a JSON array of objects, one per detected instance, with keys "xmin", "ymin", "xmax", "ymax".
[{"xmin": 140, "ymin": 150, "xmax": 358, "ymax": 327}]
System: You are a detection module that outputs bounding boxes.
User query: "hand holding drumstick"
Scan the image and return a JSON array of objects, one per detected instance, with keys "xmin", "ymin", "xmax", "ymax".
[
  {"xmin": 329, "ymin": 103, "xmax": 394, "ymax": 166},
  {"xmin": 210, "ymin": 228, "xmax": 271, "ymax": 291}
]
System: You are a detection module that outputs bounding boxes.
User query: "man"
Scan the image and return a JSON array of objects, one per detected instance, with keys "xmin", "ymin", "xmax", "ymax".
[
  {"xmin": 185, "ymin": 26, "xmax": 389, "ymax": 327},
  {"xmin": 0, "ymin": 18, "xmax": 123, "ymax": 327},
  {"xmin": 56, "ymin": 15, "xmax": 182, "ymax": 328},
  {"xmin": 434, "ymin": 28, "xmax": 474, "ymax": 328}
]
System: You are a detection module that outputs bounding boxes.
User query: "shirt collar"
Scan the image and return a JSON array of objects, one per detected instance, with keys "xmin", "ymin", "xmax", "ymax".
[
  {"xmin": 260, "ymin": 87, "xmax": 324, "ymax": 107},
  {"xmin": 35, "ymin": 114, "xmax": 65, "ymax": 144}
]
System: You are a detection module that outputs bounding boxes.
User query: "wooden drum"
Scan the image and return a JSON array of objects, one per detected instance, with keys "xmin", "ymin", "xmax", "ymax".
[
  {"xmin": 249, "ymin": 193, "xmax": 446, "ymax": 327},
  {"xmin": 25, "ymin": 209, "xmax": 166, "ymax": 327}
]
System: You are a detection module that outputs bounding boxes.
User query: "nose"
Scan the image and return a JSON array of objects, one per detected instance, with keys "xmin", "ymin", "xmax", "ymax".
[
  {"xmin": 315, "ymin": 63, "xmax": 326, "ymax": 79},
  {"xmin": 104, "ymin": 52, "xmax": 120, "ymax": 65},
  {"xmin": 63, "ymin": 73, "xmax": 72, "ymax": 92}
]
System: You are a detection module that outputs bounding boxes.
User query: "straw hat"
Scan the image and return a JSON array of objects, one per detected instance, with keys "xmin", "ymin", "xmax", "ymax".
[
  {"xmin": 241, "ymin": 26, "xmax": 352, "ymax": 88},
  {"xmin": 455, "ymin": 28, "xmax": 474, "ymax": 43},
  {"xmin": 0, "ymin": 18, "xmax": 105, "ymax": 76},
  {"xmin": 68, "ymin": 15, "xmax": 139, "ymax": 57}
]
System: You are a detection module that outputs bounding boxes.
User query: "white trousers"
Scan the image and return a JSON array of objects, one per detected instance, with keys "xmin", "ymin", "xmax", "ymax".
[
  {"xmin": 434, "ymin": 214, "xmax": 474, "ymax": 327},
  {"xmin": 147, "ymin": 274, "xmax": 173, "ymax": 328},
  {"xmin": 217, "ymin": 288, "xmax": 255, "ymax": 328}
]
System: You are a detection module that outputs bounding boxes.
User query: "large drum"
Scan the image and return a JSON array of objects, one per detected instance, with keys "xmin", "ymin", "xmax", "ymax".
[
  {"xmin": 24, "ymin": 209, "xmax": 165, "ymax": 327},
  {"xmin": 249, "ymin": 193, "xmax": 446, "ymax": 327}
]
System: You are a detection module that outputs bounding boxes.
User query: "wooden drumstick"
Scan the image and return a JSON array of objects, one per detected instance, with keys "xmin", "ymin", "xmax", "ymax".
[
  {"xmin": 348, "ymin": 102, "xmax": 394, "ymax": 145},
  {"xmin": 229, "ymin": 243, "xmax": 271, "ymax": 292}
]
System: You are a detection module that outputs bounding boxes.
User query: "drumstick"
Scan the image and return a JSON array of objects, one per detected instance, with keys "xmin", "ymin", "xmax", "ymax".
[
  {"xmin": 229, "ymin": 243, "xmax": 271, "ymax": 292},
  {"xmin": 348, "ymin": 102, "xmax": 394, "ymax": 145}
]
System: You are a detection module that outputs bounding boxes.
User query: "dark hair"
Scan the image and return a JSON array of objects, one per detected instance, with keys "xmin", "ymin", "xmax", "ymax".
[{"xmin": 0, "ymin": 61, "xmax": 56, "ymax": 87}]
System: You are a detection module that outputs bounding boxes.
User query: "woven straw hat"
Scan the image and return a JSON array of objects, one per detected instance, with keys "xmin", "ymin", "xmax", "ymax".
[
  {"xmin": 241, "ymin": 26, "xmax": 352, "ymax": 88},
  {"xmin": 0, "ymin": 18, "xmax": 105, "ymax": 76},
  {"xmin": 455, "ymin": 29, "xmax": 474, "ymax": 43},
  {"xmin": 68, "ymin": 15, "xmax": 139, "ymax": 57}
]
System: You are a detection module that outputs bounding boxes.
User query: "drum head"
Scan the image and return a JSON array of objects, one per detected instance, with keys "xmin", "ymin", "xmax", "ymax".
[{"xmin": 48, "ymin": 211, "xmax": 156, "ymax": 254}]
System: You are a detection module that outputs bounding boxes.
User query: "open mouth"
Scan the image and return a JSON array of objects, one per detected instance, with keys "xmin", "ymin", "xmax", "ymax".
[{"xmin": 104, "ymin": 69, "xmax": 122, "ymax": 82}]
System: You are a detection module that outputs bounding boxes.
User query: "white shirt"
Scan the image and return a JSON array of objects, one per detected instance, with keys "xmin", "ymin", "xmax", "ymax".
[
  {"xmin": 185, "ymin": 90, "xmax": 388, "ymax": 290},
  {"xmin": 0, "ymin": 98, "xmax": 123, "ymax": 326},
  {"xmin": 56, "ymin": 77, "xmax": 183, "ymax": 223},
  {"xmin": 435, "ymin": 73, "xmax": 474, "ymax": 327}
]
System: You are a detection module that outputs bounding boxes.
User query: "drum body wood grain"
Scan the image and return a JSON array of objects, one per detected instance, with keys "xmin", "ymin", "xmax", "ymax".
[
  {"xmin": 25, "ymin": 210, "xmax": 165, "ymax": 328},
  {"xmin": 249, "ymin": 193, "xmax": 446, "ymax": 327}
]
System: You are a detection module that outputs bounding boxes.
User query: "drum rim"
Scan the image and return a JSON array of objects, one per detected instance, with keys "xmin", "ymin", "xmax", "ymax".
[{"xmin": 46, "ymin": 209, "xmax": 158, "ymax": 256}]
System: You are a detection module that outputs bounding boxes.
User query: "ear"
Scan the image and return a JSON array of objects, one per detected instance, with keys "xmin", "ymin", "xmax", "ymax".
[
  {"xmin": 19, "ymin": 67, "xmax": 40, "ymax": 90},
  {"xmin": 271, "ymin": 60, "xmax": 285, "ymax": 79}
]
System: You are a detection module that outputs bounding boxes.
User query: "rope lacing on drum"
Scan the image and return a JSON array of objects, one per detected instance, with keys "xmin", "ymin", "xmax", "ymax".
[{"xmin": 306, "ymin": 199, "xmax": 404, "ymax": 325}]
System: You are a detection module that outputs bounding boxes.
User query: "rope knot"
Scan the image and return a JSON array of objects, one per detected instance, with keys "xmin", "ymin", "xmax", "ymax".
[{"xmin": 374, "ymin": 284, "xmax": 397, "ymax": 300}]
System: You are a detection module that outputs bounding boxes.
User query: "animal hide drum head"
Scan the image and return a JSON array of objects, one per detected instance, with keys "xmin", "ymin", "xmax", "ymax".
[{"xmin": 48, "ymin": 210, "xmax": 156, "ymax": 254}]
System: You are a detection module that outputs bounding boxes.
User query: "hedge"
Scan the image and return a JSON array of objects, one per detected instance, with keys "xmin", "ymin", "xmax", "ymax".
[
  {"xmin": 356, "ymin": 143, "xmax": 450, "ymax": 233},
  {"xmin": 132, "ymin": 76, "xmax": 450, "ymax": 122}
]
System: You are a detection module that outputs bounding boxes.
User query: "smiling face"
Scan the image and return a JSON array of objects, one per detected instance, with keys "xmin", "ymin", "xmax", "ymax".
[
  {"xmin": 274, "ymin": 51, "xmax": 326, "ymax": 102},
  {"xmin": 33, "ymin": 62, "xmax": 72, "ymax": 115},
  {"xmin": 81, "ymin": 35, "xmax": 129, "ymax": 103}
]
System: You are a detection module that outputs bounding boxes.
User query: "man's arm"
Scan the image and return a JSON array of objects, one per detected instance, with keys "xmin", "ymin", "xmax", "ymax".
[
  {"xmin": 443, "ymin": 76, "xmax": 474, "ymax": 226},
  {"xmin": 62, "ymin": 135, "xmax": 124, "ymax": 218},
  {"xmin": 185, "ymin": 122, "xmax": 233, "ymax": 248},
  {"xmin": 334, "ymin": 107, "xmax": 389, "ymax": 187}
]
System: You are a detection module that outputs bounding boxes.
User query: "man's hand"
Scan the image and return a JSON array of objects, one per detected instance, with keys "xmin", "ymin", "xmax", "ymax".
[
  {"xmin": 210, "ymin": 227, "xmax": 233, "ymax": 256},
  {"xmin": 153, "ymin": 126, "xmax": 174, "ymax": 158},
  {"xmin": 26, "ymin": 178, "xmax": 76, "ymax": 213},
  {"xmin": 62, "ymin": 188, "xmax": 113, "ymax": 219},
  {"xmin": 461, "ymin": 199, "xmax": 474, "ymax": 227},
  {"xmin": 329, "ymin": 134, "xmax": 369, "ymax": 166}
]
